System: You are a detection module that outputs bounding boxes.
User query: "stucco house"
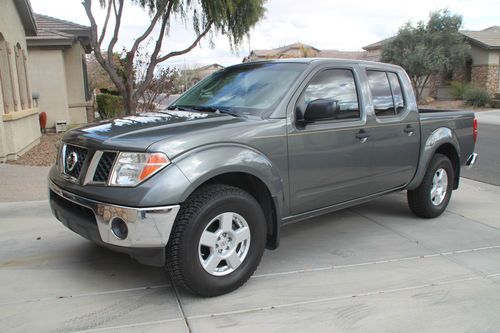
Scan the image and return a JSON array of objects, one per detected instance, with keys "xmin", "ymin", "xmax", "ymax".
[
  {"xmin": 363, "ymin": 26, "xmax": 500, "ymax": 98},
  {"xmin": 181, "ymin": 63, "xmax": 224, "ymax": 90},
  {"xmin": 0, "ymin": 0, "xmax": 40, "ymax": 161},
  {"xmin": 461, "ymin": 26, "xmax": 500, "ymax": 95},
  {"xmin": 27, "ymin": 14, "xmax": 92, "ymax": 129},
  {"xmin": 0, "ymin": 0, "xmax": 92, "ymax": 161}
]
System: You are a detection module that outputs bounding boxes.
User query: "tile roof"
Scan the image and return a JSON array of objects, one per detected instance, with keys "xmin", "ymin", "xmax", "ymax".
[
  {"xmin": 26, "ymin": 13, "xmax": 90, "ymax": 49},
  {"xmin": 251, "ymin": 42, "xmax": 320, "ymax": 57},
  {"xmin": 362, "ymin": 37, "xmax": 395, "ymax": 51},
  {"xmin": 364, "ymin": 26, "xmax": 500, "ymax": 51},
  {"xmin": 461, "ymin": 26, "xmax": 500, "ymax": 49},
  {"xmin": 318, "ymin": 50, "xmax": 375, "ymax": 60},
  {"xmin": 244, "ymin": 43, "xmax": 377, "ymax": 62},
  {"xmin": 28, "ymin": 29, "xmax": 74, "ymax": 41},
  {"xmin": 33, "ymin": 13, "xmax": 90, "ymax": 33}
]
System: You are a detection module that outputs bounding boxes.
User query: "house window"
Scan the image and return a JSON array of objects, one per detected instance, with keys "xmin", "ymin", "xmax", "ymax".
[
  {"xmin": 0, "ymin": 34, "xmax": 14, "ymax": 113},
  {"xmin": 15, "ymin": 43, "xmax": 28, "ymax": 109}
]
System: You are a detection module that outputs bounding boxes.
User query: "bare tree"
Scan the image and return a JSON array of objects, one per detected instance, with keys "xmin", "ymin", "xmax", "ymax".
[
  {"xmin": 86, "ymin": 53, "xmax": 119, "ymax": 93},
  {"xmin": 134, "ymin": 45, "xmax": 177, "ymax": 112},
  {"xmin": 82, "ymin": 0, "xmax": 266, "ymax": 115}
]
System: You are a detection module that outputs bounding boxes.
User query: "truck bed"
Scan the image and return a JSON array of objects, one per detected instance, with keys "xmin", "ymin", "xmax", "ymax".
[{"xmin": 418, "ymin": 108, "xmax": 475, "ymax": 164}]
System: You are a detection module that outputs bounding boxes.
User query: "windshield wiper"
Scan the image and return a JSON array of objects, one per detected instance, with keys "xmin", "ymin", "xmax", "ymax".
[
  {"xmin": 167, "ymin": 105, "xmax": 239, "ymax": 117},
  {"xmin": 190, "ymin": 106, "xmax": 240, "ymax": 117},
  {"xmin": 167, "ymin": 105, "xmax": 193, "ymax": 111}
]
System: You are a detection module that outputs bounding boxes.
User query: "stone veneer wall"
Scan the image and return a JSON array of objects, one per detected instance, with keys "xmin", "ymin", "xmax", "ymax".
[
  {"xmin": 427, "ymin": 73, "xmax": 443, "ymax": 98},
  {"xmin": 471, "ymin": 65, "xmax": 499, "ymax": 95}
]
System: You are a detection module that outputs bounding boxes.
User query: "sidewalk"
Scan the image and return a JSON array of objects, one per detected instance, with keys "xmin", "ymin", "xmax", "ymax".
[{"xmin": 0, "ymin": 164, "xmax": 50, "ymax": 202}]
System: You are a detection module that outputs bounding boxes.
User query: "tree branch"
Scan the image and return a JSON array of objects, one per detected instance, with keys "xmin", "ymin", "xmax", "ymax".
[
  {"xmin": 107, "ymin": 0, "xmax": 124, "ymax": 63},
  {"xmin": 129, "ymin": 0, "xmax": 172, "ymax": 58},
  {"xmin": 156, "ymin": 21, "xmax": 213, "ymax": 63},
  {"xmin": 97, "ymin": 0, "xmax": 113, "ymax": 46},
  {"xmin": 134, "ymin": 2, "xmax": 174, "ymax": 99},
  {"xmin": 83, "ymin": 0, "xmax": 125, "ymax": 93},
  {"xmin": 418, "ymin": 74, "xmax": 431, "ymax": 101},
  {"xmin": 112, "ymin": 0, "xmax": 118, "ymax": 17}
]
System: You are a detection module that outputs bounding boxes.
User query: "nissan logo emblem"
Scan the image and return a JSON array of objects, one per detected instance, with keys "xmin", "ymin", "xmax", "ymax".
[{"xmin": 66, "ymin": 151, "xmax": 78, "ymax": 172}]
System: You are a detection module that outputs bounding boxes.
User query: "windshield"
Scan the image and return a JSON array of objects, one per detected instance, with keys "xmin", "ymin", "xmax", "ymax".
[{"xmin": 172, "ymin": 63, "xmax": 307, "ymax": 115}]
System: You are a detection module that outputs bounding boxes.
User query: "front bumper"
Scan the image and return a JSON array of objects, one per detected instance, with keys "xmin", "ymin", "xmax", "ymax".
[{"xmin": 49, "ymin": 180, "xmax": 180, "ymax": 266}]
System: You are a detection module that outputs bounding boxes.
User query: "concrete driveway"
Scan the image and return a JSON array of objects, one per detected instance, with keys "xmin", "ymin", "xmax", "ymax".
[{"xmin": 1, "ymin": 178, "xmax": 500, "ymax": 332}]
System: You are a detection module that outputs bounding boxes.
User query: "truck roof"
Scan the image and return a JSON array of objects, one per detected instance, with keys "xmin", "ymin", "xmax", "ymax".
[{"xmin": 235, "ymin": 58, "xmax": 403, "ymax": 70}]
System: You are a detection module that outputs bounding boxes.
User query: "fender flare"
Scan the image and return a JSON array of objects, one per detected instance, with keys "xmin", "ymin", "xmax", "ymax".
[
  {"xmin": 172, "ymin": 143, "xmax": 284, "ymax": 201},
  {"xmin": 407, "ymin": 127, "xmax": 461, "ymax": 190}
]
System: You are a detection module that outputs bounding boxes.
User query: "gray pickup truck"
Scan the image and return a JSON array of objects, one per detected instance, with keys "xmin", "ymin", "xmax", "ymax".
[{"xmin": 49, "ymin": 59, "xmax": 477, "ymax": 296}]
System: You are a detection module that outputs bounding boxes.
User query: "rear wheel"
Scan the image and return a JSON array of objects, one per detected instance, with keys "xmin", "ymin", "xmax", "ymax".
[
  {"xmin": 166, "ymin": 184, "xmax": 266, "ymax": 297},
  {"xmin": 407, "ymin": 153, "xmax": 454, "ymax": 218}
]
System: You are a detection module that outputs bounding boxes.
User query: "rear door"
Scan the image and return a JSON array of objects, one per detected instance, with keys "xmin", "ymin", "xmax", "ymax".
[
  {"xmin": 287, "ymin": 66, "xmax": 374, "ymax": 215},
  {"xmin": 364, "ymin": 69, "xmax": 421, "ymax": 192}
]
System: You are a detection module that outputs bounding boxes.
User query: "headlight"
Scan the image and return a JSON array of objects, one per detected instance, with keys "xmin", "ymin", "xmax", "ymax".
[{"xmin": 109, "ymin": 152, "xmax": 170, "ymax": 186}]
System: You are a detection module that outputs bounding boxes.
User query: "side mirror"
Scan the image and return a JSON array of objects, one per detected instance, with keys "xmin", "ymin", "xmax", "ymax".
[{"xmin": 303, "ymin": 99, "xmax": 339, "ymax": 122}]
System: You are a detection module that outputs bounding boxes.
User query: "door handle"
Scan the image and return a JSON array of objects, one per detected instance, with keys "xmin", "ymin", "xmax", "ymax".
[
  {"xmin": 355, "ymin": 129, "xmax": 370, "ymax": 143},
  {"xmin": 404, "ymin": 125, "xmax": 415, "ymax": 136}
]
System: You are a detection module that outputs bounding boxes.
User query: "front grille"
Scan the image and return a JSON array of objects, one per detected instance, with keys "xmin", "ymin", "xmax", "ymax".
[
  {"xmin": 63, "ymin": 144, "xmax": 88, "ymax": 180},
  {"xmin": 93, "ymin": 152, "xmax": 117, "ymax": 182}
]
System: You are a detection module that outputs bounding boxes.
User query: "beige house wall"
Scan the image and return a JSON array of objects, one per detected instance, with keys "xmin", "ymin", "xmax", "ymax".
[
  {"xmin": 28, "ymin": 44, "xmax": 89, "ymax": 128},
  {"xmin": 470, "ymin": 45, "xmax": 490, "ymax": 65},
  {"xmin": 63, "ymin": 43, "xmax": 88, "ymax": 125},
  {"xmin": 0, "ymin": 0, "xmax": 40, "ymax": 161},
  {"xmin": 28, "ymin": 48, "xmax": 69, "ymax": 128},
  {"xmin": 3, "ymin": 109, "xmax": 40, "ymax": 155},
  {"xmin": 0, "ymin": 0, "xmax": 27, "ymax": 112}
]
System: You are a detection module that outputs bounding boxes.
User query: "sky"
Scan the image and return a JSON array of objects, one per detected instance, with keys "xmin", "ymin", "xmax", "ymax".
[{"xmin": 30, "ymin": 0, "xmax": 500, "ymax": 69}]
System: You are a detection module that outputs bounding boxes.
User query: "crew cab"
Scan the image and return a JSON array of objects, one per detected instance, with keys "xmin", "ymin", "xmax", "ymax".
[{"xmin": 49, "ymin": 59, "xmax": 478, "ymax": 296}]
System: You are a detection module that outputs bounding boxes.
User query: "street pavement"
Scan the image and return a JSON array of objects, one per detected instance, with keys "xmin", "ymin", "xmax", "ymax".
[
  {"xmin": 1, "ymin": 178, "xmax": 500, "ymax": 332},
  {"xmin": 462, "ymin": 110, "xmax": 500, "ymax": 186}
]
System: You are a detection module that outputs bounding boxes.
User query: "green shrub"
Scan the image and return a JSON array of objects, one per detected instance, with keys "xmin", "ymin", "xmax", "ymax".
[
  {"xmin": 463, "ymin": 87, "xmax": 491, "ymax": 107},
  {"xmin": 96, "ymin": 94, "xmax": 124, "ymax": 119},
  {"xmin": 449, "ymin": 81, "xmax": 470, "ymax": 100}
]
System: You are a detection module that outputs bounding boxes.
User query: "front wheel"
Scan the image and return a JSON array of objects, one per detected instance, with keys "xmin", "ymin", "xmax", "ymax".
[
  {"xmin": 407, "ymin": 153, "xmax": 454, "ymax": 218},
  {"xmin": 166, "ymin": 184, "xmax": 266, "ymax": 297}
]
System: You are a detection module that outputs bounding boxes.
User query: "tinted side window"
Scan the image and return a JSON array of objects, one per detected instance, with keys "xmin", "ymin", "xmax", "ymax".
[
  {"xmin": 297, "ymin": 69, "xmax": 360, "ymax": 121},
  {"xmin": 367, "ymin": 70, "xmax": 394, "ymax": 116},
  {"xmin": 388, "ymin": 72, "xmax": 405, "ymax": 114}
]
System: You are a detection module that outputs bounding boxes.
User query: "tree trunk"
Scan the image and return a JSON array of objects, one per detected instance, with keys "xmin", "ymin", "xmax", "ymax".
[
  {"xmin": 410, "ymin": 77, "xmax": 421, "ymax": 104},
  {"xmin": 122, "ymin": 86, "xmax": 136, "ymax": 115}
]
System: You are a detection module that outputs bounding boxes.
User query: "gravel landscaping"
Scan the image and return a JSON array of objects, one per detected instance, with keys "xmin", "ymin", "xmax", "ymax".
[{"xmin": 7, "ymin": 133, "xmax": 62, "ymax": 167}]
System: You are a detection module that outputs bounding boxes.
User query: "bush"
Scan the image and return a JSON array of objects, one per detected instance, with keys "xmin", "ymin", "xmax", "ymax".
[
  {"xmin": 463, "ymin": 87, "xmax": 491, "ymax": 107},
  {"xmin": 449, "ymin": 81, "xmax": 470, "ymax": 100},
  {"xmin": 96, "ymin": 94, "xmax": 124, "ymax": 119}
]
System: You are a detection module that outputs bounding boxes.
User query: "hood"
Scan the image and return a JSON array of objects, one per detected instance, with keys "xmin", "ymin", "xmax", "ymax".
[{"xmin": 63, "ymin": 110, "xmax": 239, "ymax": 151}]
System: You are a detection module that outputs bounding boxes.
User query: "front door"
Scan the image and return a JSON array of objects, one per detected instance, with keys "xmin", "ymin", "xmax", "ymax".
[{"xmin": 287, "ymin": 68, "xmax": 374, "ymax": 215}]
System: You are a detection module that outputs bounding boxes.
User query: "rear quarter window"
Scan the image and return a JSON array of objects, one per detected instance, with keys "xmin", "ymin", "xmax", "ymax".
[{"xmin": 367, "ymin": 70, "xmax": 406, "ymax": 117}]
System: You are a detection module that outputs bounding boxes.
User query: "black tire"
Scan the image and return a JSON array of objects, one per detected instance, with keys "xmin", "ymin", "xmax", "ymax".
[
  {"xmin": 166, "ymin": 184, "xmax": 266, "ymax": 297},
  {"xmin": 407, "ymin": 153, "xmax": 454, "ymax": 218}
]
